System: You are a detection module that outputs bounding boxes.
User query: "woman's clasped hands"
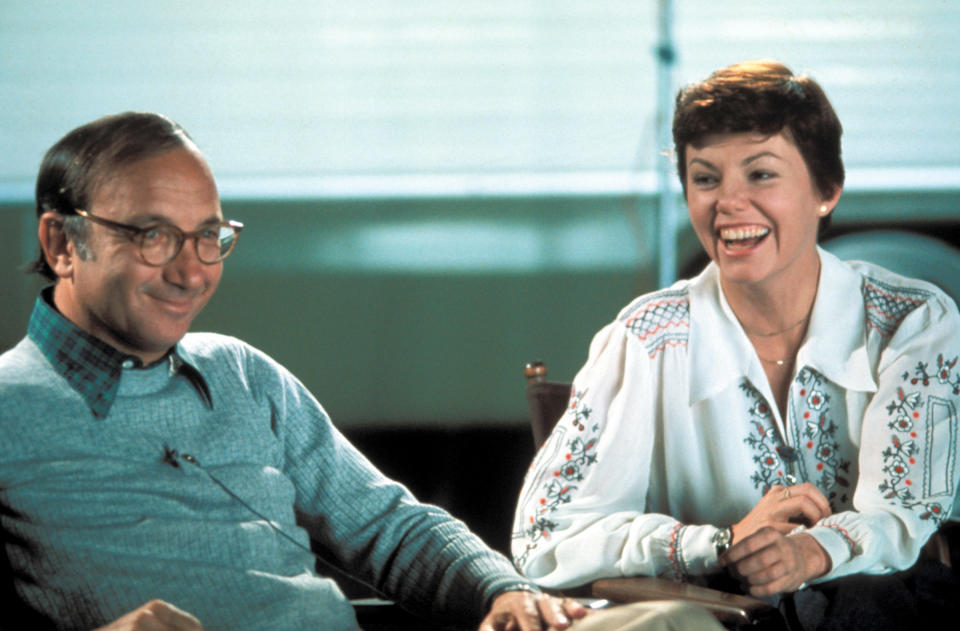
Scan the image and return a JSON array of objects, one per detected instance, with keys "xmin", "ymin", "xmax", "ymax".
[{"xmin": 720, "ymin": 483, "xmax": 833, "ymax": 596}]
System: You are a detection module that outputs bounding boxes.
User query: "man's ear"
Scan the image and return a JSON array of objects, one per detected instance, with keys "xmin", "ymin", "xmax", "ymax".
[{"xmin": 38, "ymin": 212, "xmax": 76, "ymax": 279}]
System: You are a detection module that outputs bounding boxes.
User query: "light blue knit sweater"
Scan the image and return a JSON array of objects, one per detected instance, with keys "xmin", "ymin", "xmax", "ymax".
[{"xmin": 0, "ymin": 329, "xmax": 530, "ymax": 630}]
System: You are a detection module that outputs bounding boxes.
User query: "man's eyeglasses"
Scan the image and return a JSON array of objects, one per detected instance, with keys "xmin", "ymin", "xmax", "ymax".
[{"xmin": 73, "ymin": 208, "xmax": 243, "ymax": 266}]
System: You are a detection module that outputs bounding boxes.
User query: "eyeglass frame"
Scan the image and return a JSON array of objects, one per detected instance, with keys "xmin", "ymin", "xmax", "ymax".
[{"xmin": 72, "ymin": 208, "xmax": 244, "ymax": 266}]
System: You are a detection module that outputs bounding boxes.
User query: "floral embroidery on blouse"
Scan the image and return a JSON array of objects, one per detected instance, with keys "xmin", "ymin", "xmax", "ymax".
[
  {"xmin": 742, "ymin": 371, "xmax": 853, "ymax": 509},
  {"xmin": 795, "ymin": 369, "xmax": 852, "ymax": 511},
  {"xmin": 903, "ymin": 354, "xmax": 960, "ymax": 394},
  {"xmin": 621, "ymin": 289, "xmax": 690, "ymax": 358},
  {"xmin": 862, "ymin": 278, "xmax": 930, "ymax": 337},
  {"xmin": 741, "ymin": 381, "xmax": 786, "ymax": 493},
  {"xmin": 517, "ymin": 389, "xmax": 601, "ymax": 566},
  {"xmin": 879, "ymin": 362, "xmax": 954, "ymax": 524}
]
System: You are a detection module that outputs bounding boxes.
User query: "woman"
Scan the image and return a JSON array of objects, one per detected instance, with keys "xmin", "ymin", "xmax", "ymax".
[{"xmin": 512, "ymin": 60, "xmax": 960, "ymax": 628}]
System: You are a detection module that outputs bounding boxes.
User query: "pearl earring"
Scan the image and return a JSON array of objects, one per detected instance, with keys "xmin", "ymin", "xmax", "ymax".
[{"xmin": 819, "ymin": 205, "xmax": 829, "ymax": 215}]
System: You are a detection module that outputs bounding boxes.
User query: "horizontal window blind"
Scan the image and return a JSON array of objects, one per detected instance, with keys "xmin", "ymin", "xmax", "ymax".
[{"xmin": 1, "ymin": 0, "xmax": 957, "ymax": 196}]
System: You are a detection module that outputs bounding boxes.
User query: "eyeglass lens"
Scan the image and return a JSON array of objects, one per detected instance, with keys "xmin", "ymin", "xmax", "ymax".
[{"xmin": 140, "ymin": 224, "xmax": 238, "ymax": 265}]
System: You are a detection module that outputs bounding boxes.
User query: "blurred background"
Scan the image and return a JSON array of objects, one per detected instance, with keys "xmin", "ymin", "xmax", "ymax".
[{"xmin": 2, "ymin": 0, "xmax": 959, "ymax": 556}]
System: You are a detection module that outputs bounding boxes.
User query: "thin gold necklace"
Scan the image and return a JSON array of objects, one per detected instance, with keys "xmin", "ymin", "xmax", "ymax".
[
  {"xmin": 757, "ymin": 354, "xmax": 792, "ymax": 367},
  {"xmin": 739, "ymin": 257, "xmax": 820, "ymax": 339},
  {"xmin": 744, "ymin": 313, "xmax": 810, "ymax": 366},
  {"xmin": 746, "ymin": 309, "xmax": 812, "ymax": 366},
  {"xmin": 742, "ymin": 313, "xmax": 810, "ymax": 337},
  {"xmin": 750, "ymin": 317, "xmax": 808, "ymax": 366},
  {"xmin": 738, "ymin": 258, "xmax": 820, "ymax": 367}
]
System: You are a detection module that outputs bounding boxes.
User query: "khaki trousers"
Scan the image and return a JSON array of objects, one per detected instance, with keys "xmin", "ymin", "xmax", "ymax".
[{"xmin": 570, "ymin": 600, "xmax": 723, "ymax": 631}]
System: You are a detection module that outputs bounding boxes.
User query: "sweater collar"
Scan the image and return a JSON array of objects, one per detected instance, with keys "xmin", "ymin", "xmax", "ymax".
[
  {"xmin": 688, "ymin": 247, "xmax": 876, "ymax": 407},
  {"xmin": 27, "ymin": 287, "xmax": 212, "ymax": 418}
]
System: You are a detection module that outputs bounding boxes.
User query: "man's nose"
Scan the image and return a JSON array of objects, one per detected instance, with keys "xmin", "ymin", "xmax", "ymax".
[{"xmin": 164, "ymin": 238, "xmax": 208, "ymax": 288}]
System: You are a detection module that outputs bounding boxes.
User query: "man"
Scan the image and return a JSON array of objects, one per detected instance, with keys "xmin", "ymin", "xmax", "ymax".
[{"xmin": 0, "ymin": 112, "xmax": 593, "ymax": 631}]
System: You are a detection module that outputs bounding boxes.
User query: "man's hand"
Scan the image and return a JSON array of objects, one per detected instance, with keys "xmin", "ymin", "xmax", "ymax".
[
  {"xmin": 720, "ymin": 529, "xmax": 831, "ymax": 596},
  {"xmin": 731, "ymin": 482, "xmax": 831, "ymax": 544},
  {"xmin": 93, "ymin": 600, "xmax": 203, "ymax": 631},
  {"xmin": 478, "ymin": 590, "xmax": 588, "ymax": 631}
]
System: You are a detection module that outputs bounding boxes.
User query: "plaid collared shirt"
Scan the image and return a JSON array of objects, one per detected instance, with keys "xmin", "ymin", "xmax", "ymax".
[{"xmin": 26, "ymin": 287, "xmax": 211, "ymax": 418}]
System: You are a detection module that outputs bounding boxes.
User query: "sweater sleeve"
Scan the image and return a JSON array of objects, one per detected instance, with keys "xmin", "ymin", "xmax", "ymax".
[
  {"xmin": 242, "ymin": 345, "xmax": 535, "ymax": 623},
  {"xmin": 805, "ymin": 292, "xmax": 960, "ymax": 582},
  {"xmin": 511, "ymin": 314, "xmax": 724, "ymax": 588}
]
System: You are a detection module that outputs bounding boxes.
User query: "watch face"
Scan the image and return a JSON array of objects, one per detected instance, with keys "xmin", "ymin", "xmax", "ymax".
[{"xmin": 713, "ymin": 527, "xmax": 732, "ymax": 555}]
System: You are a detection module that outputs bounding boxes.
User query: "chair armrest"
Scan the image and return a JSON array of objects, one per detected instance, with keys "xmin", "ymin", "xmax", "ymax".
[
  {"xmin": 351, "ymin": 598, "xmax": 463, "ymax": 630},
  {"xmin": 588, "ymin": 577, "xmax": 787, "ymax": 630}
]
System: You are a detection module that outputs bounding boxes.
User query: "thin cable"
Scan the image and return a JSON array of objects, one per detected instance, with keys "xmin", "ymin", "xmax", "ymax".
[{"xmin": 171, "ymin": 449, "xmax": 389, "ymax": 599}]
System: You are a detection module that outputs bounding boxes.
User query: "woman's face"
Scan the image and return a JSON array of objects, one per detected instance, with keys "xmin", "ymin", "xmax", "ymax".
[{"xmin": 684, "ymin": 130, "xmax": 841, "ymax": 290}]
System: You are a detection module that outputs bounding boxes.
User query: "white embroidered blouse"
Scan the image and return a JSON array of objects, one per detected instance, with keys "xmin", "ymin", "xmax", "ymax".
[{"xmin": 512, "ymin": 248, "xmax": 960, "ymax": 588}]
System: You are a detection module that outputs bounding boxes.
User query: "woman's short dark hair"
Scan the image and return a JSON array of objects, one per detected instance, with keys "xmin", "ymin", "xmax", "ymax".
[
  {"xmin": 672, "ymin": 60, "xmax": 844, "ymax": 207},
  {"xmin": 29, "ymin": 112, "xmax": 193, "ymax": 281}
]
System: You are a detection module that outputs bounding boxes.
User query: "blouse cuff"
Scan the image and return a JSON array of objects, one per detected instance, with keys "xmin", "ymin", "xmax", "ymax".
[
  {"xmin": 667, "ymin": 524, "xmax": 727, "ymax": 580},
  {"xmin": 803, "ymin": 523, "xmax": 858, "ymax": 583}
]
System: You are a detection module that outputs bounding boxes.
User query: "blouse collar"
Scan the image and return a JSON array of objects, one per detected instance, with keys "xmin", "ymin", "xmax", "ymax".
[{"xmin": 687, "ymin": 247, "xmax": 877, "ymax": 408}]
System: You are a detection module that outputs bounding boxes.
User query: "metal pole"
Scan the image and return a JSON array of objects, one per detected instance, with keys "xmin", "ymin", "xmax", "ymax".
[{"xmin": 655, "ymin": 0, "xmax": 677, "ymax": 288}]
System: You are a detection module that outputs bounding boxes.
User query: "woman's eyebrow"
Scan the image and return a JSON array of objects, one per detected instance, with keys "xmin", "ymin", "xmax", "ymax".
[
  {"xmin": 687, "ymin": 157, "xmax": 717, "ymax": 170},
  {"xmin": 688, "ymin": 151, "xmax": 782, "ymax": 172},
  {"xmin": 742, "ymin": 151, "xmax": 781, "ymax": 166}
]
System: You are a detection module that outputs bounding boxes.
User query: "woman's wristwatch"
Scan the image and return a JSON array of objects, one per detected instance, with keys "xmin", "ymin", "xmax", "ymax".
[{"xmin": 713, "ymin": 526, "xmax": 733, "ymax": 556}]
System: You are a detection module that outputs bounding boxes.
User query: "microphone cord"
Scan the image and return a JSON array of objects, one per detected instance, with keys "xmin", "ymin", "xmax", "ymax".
[{"xmin": 163, "ymin": 445, "xmax": 389, "ymax": 600}]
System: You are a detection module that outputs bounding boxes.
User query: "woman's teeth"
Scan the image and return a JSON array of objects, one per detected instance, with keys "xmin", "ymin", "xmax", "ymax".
[{"xmin": 719, "ymin": 226, "xmax": 770, "ymax": 248}]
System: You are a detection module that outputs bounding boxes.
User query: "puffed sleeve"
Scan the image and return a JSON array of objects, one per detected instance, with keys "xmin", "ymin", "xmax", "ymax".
[
  {"xmin": 511, "ymin": 309, "xmax": 722, "ymax": 588},
  {"xmin": 805, "ymin": 290, "xmax": 960, "ymax": 582}
]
